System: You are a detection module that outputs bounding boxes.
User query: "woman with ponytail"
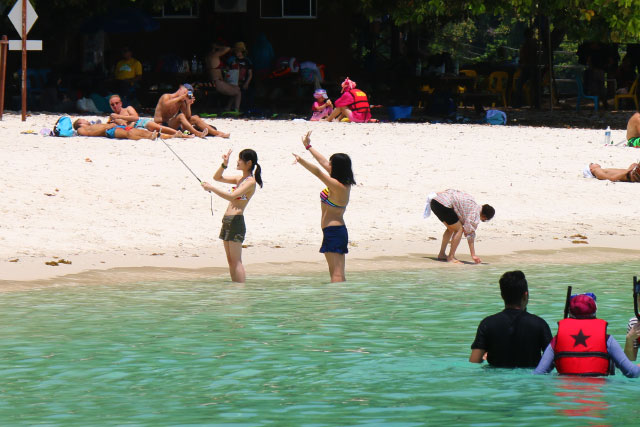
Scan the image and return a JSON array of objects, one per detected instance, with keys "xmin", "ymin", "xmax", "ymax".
[{"xmin": 201, "ymin": 148, "xmax": 262, "ymax": 282}]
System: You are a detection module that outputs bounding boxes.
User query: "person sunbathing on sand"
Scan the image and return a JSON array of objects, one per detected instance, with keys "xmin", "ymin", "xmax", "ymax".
[
  {"xmin": 73, "ymin": 119, "xmax": 160, "ymax": 140},
  {"xmin": 153, "ymin": 84, "xmax": 230, "ymax": 138},
  {"xmin": 108, "ymin": 94, "xmax": 192, "ymax": 138},
  {"xmin": 585, "ymin": 162, "xmax": 640, "ymax": 182}
]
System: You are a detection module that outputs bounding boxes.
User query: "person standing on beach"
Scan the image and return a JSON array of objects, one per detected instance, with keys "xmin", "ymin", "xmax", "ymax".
[
  {"xmin": 428, "ymin": 189, "xmax": 494, "ymax": 264},
  {"xmin": 153, "ymin": 84, "xmax": 230, "ymax": 138},
  {"xmin": 292, "ymin": 131, "xmax": 355, "ymax": 282},
  {"xmin": 201, "ymin": 149, "xmax": 262, "ymax": 283},
  {"xmin": 470, "ymin": 270, "xmax": 552, "ymax": 368}
]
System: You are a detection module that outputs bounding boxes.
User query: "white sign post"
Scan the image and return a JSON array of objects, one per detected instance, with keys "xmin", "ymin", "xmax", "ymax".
[{"xmin": 8, "ymin": 0, "xmax": 40, "ymax": 121}]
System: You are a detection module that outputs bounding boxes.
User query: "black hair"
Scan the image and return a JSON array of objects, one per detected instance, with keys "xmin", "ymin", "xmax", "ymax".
[
  {"xmin": 239, "ymin": 148, "xmax": 263, "ymax": 188},
  {"xmin": 329, "ymin": 153, "xmax": 356, "ymax": 185},
  {"xmin": 499, "ymin": 270, "xmax": 528, "ymax": 306},
  {"xmin": 481, "ymin": 204, "xmax": 495, "ymax": 220}
]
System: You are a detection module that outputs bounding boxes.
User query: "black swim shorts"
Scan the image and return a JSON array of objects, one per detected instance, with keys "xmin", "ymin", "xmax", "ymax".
[{"xmin": 430, "ymin": 199, "xmax": 459, "ymax": 225}]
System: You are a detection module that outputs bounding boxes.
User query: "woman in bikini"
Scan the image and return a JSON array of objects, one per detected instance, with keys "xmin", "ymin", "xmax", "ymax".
[
  {"xmin": 206, "ymin": 43, "xmax": 242, "ymax": 111},
  {"xmin": 201, "ymin": 149, "xmax": 263, "ymax": 283},
  {"xmin": 292, "ymin": 131, "xmax": 355, "ymax": 282}
]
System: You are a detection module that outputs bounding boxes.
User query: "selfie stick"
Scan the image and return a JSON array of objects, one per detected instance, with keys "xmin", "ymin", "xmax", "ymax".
[
  {"xmin": 160, "ymin": 140, "xmax": 215, "ymax": 215},
  {"xmin": 161, "ymin": 139, "xmax": 202, "ymax": 182},
  {"xmin": 563, "ymin": 285, "xmax": 572, "ymax": 319},
  {"xmin": 634, "ymin": 276, "xmax": 640, "ymax": 321}
]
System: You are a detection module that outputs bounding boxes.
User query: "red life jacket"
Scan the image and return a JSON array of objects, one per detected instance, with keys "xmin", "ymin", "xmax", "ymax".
[
  {"xmin": 553, "ymin": 318, "xmax": 611, "ymax": 376},
  {"xmin": 348, "ymin": 89, "xmax": 370, "ymax": 113}
]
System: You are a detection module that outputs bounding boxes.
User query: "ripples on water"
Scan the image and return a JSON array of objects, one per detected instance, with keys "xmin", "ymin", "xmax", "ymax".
[{"xmin": 2, "ymin": 263, "xmax": 640, "ymax": 425}]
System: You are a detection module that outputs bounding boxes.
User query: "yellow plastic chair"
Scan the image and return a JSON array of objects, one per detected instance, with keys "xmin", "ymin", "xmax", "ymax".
[
  {"xmin": 488, "ymin": 71, "xmax": 508, "ymax": 107},
  {"xmin": 510, "ymin": 69, "xmax": 531, "ymax": 105},
  {"xmin": 614, "ymin": 78, "xmax": 639, "ymax": 110},
  {"xmin": 459, "ymin": 69, "xmax": 477, "ymax": 90}
]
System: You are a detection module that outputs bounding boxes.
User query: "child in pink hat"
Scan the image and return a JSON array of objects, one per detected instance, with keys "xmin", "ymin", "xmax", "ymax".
[{"xmin": 310, "ymin": 89, "xmax": 333, "ymax": 121}]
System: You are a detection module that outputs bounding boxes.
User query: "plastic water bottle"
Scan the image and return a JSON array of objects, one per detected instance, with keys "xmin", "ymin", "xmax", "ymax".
[{"xmin": 604, "ymin": 126, "xmax": 611, "ymax": 145}]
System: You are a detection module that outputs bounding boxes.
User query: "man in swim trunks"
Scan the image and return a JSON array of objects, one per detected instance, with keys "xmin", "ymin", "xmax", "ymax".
[
  {"xmin": 587, "ymin": 162, "xmax": 640, "ymax": 182},
  {"xmin": 108, "ymin": 94, "xmax": 191, "ymax": 138},
  {"xmin": 429, "ymin": 189, "xmax": 495, "ymax": 264},
  {"xmin": 72, "ymin": 118, "xmax": 158, "ymax": 140},
  {"xmin": 470, "ymin": 270, "xmax": 552, "ymax": 368},
  {"xmin": 153, "ymin": 84, "xmax": 230, "ymax": 138},
  {"xmin": 626, "ymin": 112, "xmax": 640, "ymax": 147}
]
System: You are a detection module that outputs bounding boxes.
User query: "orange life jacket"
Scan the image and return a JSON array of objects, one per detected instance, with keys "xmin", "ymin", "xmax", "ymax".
[
  {"xmin": 348, "ymin": 89, "xmax": 370, "ymax": 114},
  {"xmin": 553, "ymin": 318, "xmax": 611, "ymax": 376}
]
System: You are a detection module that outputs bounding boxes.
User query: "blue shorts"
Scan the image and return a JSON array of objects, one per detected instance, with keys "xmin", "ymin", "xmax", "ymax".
[
  {"xmin": 105, "ymin": 125, "xmax": 126, "ymax": 139},
  {"xmin": 134, "ymin": 118, "xmax": 152, "ymax": 129},
  {"xmin": 320, "ymin": 225, "xmax": 349, "ymax": 254}
]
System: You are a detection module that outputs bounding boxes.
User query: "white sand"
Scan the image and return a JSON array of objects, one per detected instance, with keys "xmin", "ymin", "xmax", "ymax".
[{"xmin": 1, "ymin": 112, "xmax": 639, "ymax": 284}]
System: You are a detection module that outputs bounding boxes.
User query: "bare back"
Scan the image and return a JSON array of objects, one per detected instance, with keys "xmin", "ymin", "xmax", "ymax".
[
  {"xmin": 626, "ymin": 112, "xmax": 640, "ymax": 140},
  {"xmin": 154, "ymin": 93, "xmax": 183, "ymax": 124},
  {"xmin": 320, "ymin": 184, "xmax": 350, "ymax": 228}
]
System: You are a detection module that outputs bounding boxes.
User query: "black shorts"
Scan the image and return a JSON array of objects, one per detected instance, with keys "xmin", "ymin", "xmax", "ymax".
[{"xmin": 430, "ymin": 199, "xmax": 459, "ymax": 225}]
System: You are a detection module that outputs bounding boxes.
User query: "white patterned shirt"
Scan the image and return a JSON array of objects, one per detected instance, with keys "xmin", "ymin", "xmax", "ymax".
[{"xmin": 434, "ymin": 189, "xmax": 481, "ymax": 240}]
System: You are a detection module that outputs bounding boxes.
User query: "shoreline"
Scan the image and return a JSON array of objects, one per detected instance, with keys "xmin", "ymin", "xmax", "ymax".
[
  {"xmin": 3, "ymin": 114, "xmax": 640, "ymax": 288},
  {"xmin": 2, "ymin": 244, "xmax": 640, "ymax": 291}
]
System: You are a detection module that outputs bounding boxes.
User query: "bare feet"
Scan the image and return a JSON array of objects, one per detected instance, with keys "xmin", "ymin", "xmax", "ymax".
[
  {"xmin": 447, "ymin": 257, "xmax": 463, "ymax": 264},
  {"xmin": 216, "ymin": 131, "xmax": 230, "ymax": 138},
  {"xmin": 198, "ymin": 128, "xmax": 209, "ymax": 139},
  {"xmin": 150, "ymin": 131, "xmax": 158, "ymax": 141}
]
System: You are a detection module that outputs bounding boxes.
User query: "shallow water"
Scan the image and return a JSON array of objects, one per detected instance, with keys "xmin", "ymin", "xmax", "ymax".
[{"xmin": 2, "ymin": 263, "xmax": 640, "ymax": 425}]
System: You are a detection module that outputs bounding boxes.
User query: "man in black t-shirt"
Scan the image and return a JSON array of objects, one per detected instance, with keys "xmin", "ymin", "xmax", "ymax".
[{"xmin": 470, "ymin": 270, "xmax": 552, "ymax": 368}]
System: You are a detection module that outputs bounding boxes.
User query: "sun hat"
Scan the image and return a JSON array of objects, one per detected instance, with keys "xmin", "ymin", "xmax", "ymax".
[
  {"xmin": 313, "ymin": 89, "xmax": 328, "ymax": 99},
  {"xmin": 570, "ymin": 293, "xmax": 597, "ymax": 318}
]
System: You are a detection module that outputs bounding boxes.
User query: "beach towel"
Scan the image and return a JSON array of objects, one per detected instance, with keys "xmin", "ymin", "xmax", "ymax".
[
  {"xmin": 423, "ymin": 192, "xmax": 438, "ymax": 218},
  {"xmin": 582, "ymin": 164, "xmax": 595, "ymax": 179}
]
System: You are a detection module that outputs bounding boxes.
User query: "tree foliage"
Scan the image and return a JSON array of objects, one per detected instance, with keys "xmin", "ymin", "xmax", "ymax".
[{"xmin": 359, "ymin": 0, "xmax": 640, "ymax": 42}]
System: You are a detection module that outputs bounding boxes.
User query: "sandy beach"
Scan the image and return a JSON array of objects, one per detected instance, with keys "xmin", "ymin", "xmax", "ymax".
[{"xmin": 1, "ymin": 112, "xmax": 639, "ymax": 286}]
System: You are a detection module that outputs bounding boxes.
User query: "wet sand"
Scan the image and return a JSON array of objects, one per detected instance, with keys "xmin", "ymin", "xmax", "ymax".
[{"xmin": 2, "ymin": 112, "xmax": 639, "ymax": 287}]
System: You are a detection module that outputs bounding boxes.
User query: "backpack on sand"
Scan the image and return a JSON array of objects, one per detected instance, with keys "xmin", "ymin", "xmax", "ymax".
[{"xmin": 53, "ymin": 116, "xmax": 74, "ymax": 137}]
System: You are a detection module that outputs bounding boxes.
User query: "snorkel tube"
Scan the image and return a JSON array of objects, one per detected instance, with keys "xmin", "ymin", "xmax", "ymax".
[
  {"xmin": 563, "ymin": 286, "xmax": 573, "ymax": 319},
  {"xmin": 634, "ymin": 276, "xmax": 640, "ymax": 321}
]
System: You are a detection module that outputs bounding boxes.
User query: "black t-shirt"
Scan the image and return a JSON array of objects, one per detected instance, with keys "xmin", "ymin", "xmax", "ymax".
[{"xmin": 471, "ymin": 308, "xmax": 552, "ymax": 368}]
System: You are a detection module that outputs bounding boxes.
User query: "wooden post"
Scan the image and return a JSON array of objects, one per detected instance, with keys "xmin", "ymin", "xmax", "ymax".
[
  {"xmin": 0, "ymin": 35, "xmax": 8, "ymax": 120},
  {"xmin": 21, "ymin": 0, "xmax": 27, "ymax": 121}
]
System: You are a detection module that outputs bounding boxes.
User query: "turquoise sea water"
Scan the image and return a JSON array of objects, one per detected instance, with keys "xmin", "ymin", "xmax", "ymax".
[{"xmin": 2, "ymin": 262, "xmax": 640, "ymax": 426}]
